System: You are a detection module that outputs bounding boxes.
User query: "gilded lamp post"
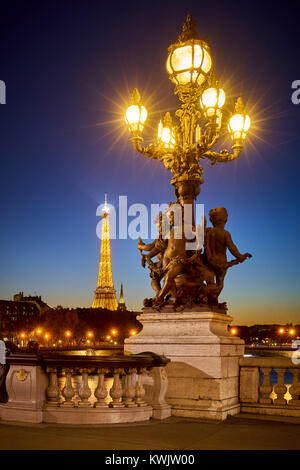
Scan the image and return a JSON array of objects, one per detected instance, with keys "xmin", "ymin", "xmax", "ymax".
[{"xmin": 125, "ymin": 15, "xmax": 252, "ymax": 310}]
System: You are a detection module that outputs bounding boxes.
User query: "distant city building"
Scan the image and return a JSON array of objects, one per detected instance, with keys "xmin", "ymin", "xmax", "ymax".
[
  {"xmin": 92, "ymin": 194, "xmax": 118, "ymax": 310},
  {"xmin": 118, "ymin": 283, "xmax": 127, "ymax": 311},
  {"xmin": 0, "ymin": 292, "xmax": 48, "ymax": 334}
]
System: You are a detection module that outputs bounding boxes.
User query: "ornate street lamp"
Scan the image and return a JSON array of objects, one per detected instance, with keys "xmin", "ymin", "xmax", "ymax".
[
  {"xmin": 125, "ymin": 14, "xmax": 251, "ymax": 208},
  {"xmin": 124, "ymin": 14, "xmax": 252, "ymax": 309}
]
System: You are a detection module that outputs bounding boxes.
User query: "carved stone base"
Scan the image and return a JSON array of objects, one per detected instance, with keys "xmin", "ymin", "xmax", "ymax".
[{"xmin": 125, "ymin": 307, "xmax": 244, "ymax": 421}]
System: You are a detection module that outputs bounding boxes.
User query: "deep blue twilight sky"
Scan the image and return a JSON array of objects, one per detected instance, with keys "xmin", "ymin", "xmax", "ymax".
[{"xmin": 0, "ymin": 0, "xmax": 299, "ymax": 324}]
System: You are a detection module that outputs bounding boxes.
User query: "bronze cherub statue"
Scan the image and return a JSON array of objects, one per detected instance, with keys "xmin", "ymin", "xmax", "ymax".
[{"xmin": 138, "ymin": 204, "xmax": 252, "ymax": 311}]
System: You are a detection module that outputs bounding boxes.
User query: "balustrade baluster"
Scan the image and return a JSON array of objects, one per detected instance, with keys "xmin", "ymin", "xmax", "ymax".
[
  {"xmin": 135, "ymin": 367, "xmax": 147, "ymax": 406},
  {"xmin": 61, "ymin": 368, "xmax": 75, "ymax": 407},
  {"xmin": 46, "ymin": 367, "xmax": 60, "ymax": 406},
  {"xmin": 259, "ymin": 367, "xmax": 272, "ymax": 404},
  {"xmin": 94, "ymin": 368, "xmax": 109, "ymax": 407},
  {"xmin": 288, "ymin": 369, "xmax": 300, "ymax": 406},
  {"xmin": 109, "ymin": 368, "xmax": 125, "ymax": 407},
  {"xmin": 123, "ymin": 368, "xmax": 137, "ymax": 407},
  {"xmin": 274, "ymin": 368, "xmax": 287, "ymax": 405},
  {"xmin": 78, "ymin": 368, "xmax": 92, "ymax": 407}
]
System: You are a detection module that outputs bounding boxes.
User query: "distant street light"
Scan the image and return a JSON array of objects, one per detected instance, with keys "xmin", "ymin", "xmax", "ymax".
[
  {"xmin": 130, "ymin": 330, "xmax": 137, "ymax": 336},
  {"xmin": 230, "ymin": 328, "xmax": 237, "ymax": 335},
  {"xmin": 111, "ymin": 329, "xmax": 117, "ymax": 336}
]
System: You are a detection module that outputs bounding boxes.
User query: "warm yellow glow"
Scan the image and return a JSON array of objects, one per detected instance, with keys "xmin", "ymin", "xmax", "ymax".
[
  {"xmin": 160, "ymin": 127, "xmax": 175, "ymax": 148},
  {"xmin": 111, "ymin": 329, "xmax": 117, "ymax": 336},
  {"xmin": 289, "ymin": 329, "xmax": 295, "ymax": 335},
  {"xmin": 279, "ymin": 328, "xmax": 284, "ymax": 334},
  {"xmin": 36, "ymin": 329, "xmax": 42, "ymax": 335},
  {"xmin": 130, "ymin": 330, "xmax": 137, "ymax": 336},
  {"xmin": 125, "ymin": 104, "xmax": 147, "ymax": 133},
  {"xmin": 65, "ymin": 331, "xmax": 71, "ymax": 337},
  {"xmin": 172, "ymin": 45, "xmax": 193, "ymax": 71},
  {"xmin": 58, "ymin": 340, "xmax": 62, "ymax": 343},
  {"xmin": 201, "ymin": 87, "xmax": 225, "ymax": 117},
  {"xmin": 229, "ymin": 113, "xmax": 251, "ymax": 141},
  {"xmin": 87, "ymin": 340, "xmax": 90, "ymax": 344},
  {"xmin": 44, "ymin": 333, "xmax": 49, "ymax": 339},
  {"xmin": 167, "ymin": 43, "xmax": 212, "ymax": 86},
  {"xmin": 87, "ymin": 331, "xmax": 93, "ymax": 338},
  {"xmin": 106, "ymin": 335, "xmax": 111, "ymax": 340},
  {"xmin": 20, "ymin": 333, "xmax": 25, "ymax": 338},
  {"xmin": 114, "ymin": 341, "xmax": 118, "ymax": 345},
  {"xmin": 230, "ymin": 328, "xmax": 237, "ymax": 335}
]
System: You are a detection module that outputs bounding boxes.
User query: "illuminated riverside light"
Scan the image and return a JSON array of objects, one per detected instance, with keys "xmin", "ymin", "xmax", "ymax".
[
  {"xmin": 279, "ymin": 328, "xmax": 285, "ymax": 334},
  {"xmin": 289, "ymin": 329, "xmax": 295, "ymax": 335},
  {"xmin": 125, "ymin": 88, "xmax": 147, "ymax": 135},
  {"xmin": 158, "ymin": 112, "xmax": 175, "ymax": 149},
  {"xmin": 167, "ymin": 42, "xmax": 212, "ymax": 86},
  {"xmin": 230, "ymin": 328, "xmax": 237, "ymax": 335},
  {"xmin": 111, "ymin": 329, "xmax": 117, "ymax": 336},
  {"xmin": 125, "ymin": 15, "xmax": 252, "ymax": 178},
  {"xmin": 36, "ymin": 328, "xmax": 42, "ymax": 335},
  {"xmin": 87, "ymin": 331, "xmax": 93, "ymax": 338},
  {"xmin": 65, "ymin": 331, "xmax": 71, "ymax": 337},
  {"xmin": 200, "ymin": 87, "xmax": 225, "ymax": 118},
  {"xmin": 44, "ymin": 333, "xmax": 49, "ymax": 339},
  {"xmin": 160, "ymin": 127, "xmax": 175, "ymax": 148},
  {"xmin": 228, "ymin": 97, "xmax": 251, "ymax": 142},
  {"xmin": 130, "ymin": 330, "xmax": 137, "ymax": 336},
  {"xmin": 106, "ymin": 335, "xmax": 111, "ymax": 340}
]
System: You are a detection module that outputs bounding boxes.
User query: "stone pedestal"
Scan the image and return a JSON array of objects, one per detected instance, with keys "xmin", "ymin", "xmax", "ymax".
[
  {"xmin": 0, "ymin": 364, "xmax": 47, "ymax": 423},
  {"xmin": 125, "ymin": 307, "xmax": 244, "ymax": 421}
]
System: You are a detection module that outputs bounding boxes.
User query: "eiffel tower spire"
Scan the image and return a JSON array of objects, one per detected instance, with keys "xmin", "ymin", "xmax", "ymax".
[
  {"xmin": 118, "ymin": 283, "xmax": 127, "ymax": 311},
  {"xmin": 92, "ymin": 194, "xmax": 118, "ymax": 310}
]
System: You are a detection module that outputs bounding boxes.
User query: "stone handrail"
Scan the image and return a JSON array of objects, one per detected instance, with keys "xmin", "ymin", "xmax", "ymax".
[
  {"xmin": 0, "ymin": 352, "xmax": 171, "ymax": 424},
  {"xmin": 239, "ymin": 356, "xmax": 300, "ymax": 418}
]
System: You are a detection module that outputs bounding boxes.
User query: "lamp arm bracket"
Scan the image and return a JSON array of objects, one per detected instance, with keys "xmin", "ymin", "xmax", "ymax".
[
  {"xmin": 203, "ymin": 144, "xmax": 243, "ymax": 165},
  {"xmin": 130, "ymin": 137, "xmax": 161, "ymax": 160}
]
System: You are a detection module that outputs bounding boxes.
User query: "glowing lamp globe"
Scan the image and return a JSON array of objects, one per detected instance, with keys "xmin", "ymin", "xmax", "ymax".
[
  {"xmin": 160, "ymin": 127, "xmax": 175, "ymax": 148},
  {"xmin": 158, "ymin": 113, "xmax": 175, "ymax": 149},
  {"xmin": 125, "ymin": 88, "xmax": 147, "ymax": 135},
  {"xmin": 228, "ymin": 113, "xmax": 251, "ymax": 141},
  {"xmin": 200, "ymin": 87, "xmax": 225, "ymax": 118},
  {"xmin": 166, "ymin": 15, "xmax": 212, "ymax": 87},
  {"xmin": 167, "ymin": 43, "xmax": 212, "ymax": 87}
]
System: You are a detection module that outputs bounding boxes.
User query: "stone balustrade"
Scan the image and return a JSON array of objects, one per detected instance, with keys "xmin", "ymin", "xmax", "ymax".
[
  {"xmin": 0, "ymin": 352, "xmax": 171, "ymax": 424},
  {"xmin": 239, "ymin": 356, "xmax": 300, "ymax": 418}
]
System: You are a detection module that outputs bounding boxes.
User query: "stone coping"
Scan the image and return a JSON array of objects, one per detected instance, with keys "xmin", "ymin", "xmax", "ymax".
[
  {"xmin": 239, "ymin": 356, "xmax": 298, "ymax": 367},
  {"xmin": 5, "ymin": 351, "xmax": 170, "ymax": 370}
]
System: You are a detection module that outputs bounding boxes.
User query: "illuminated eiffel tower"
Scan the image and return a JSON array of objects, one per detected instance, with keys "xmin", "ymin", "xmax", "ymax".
[{"xmin": 92, "ymin": 194, "xmax": 118, "ymax": 310}]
